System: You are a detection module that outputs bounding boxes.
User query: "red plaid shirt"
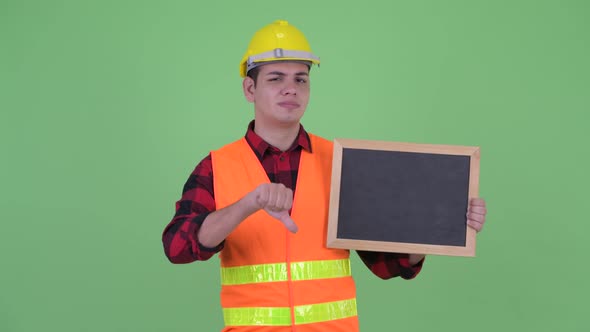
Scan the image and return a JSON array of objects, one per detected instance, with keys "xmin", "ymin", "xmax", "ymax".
[{"xmin": 162, "ymin": 121, "xmax": 424, "ymax": 279}]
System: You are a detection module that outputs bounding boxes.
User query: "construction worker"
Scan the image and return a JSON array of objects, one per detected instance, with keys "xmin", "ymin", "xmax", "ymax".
[{"xmin": 162, "ymin": 20, "xmax": 488, "ymax": 332}]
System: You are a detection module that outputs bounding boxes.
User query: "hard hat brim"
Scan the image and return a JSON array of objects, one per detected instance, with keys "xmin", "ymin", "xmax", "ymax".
[{"xmin": 240, "ymin": 48, "xmax": 320, "ymax": 77}]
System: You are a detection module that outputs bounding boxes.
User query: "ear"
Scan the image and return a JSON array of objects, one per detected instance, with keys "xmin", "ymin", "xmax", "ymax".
[{"xmin": 242, "ymin": 77, "xmax": 255, "ymax": 103}]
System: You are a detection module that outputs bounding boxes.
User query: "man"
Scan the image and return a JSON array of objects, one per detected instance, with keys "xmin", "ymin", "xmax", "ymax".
[{"xmin": 162, "ymin": 20, "xmax": 487, "ymax": 331}]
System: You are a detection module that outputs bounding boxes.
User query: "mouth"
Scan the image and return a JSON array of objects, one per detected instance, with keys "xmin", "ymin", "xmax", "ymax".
[{"xmin": 278, "ymin": 101, "xmax": 300, "ymax": 110}]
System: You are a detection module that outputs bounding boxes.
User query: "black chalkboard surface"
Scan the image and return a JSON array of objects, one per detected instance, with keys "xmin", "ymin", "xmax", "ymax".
[{"xmin": 327, "ymin": 139, "xmax": 480, "ymax": 257}]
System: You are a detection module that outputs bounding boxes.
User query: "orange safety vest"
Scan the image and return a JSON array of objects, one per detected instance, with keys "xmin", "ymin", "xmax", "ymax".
[{"xmin": 211, "ymin": 133, "xmax": 359, "ymax": 332}]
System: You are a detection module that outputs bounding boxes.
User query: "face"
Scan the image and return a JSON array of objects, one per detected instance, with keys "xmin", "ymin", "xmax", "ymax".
[{"xmin": 243, "ymin": 62, "xmax": 310, "ymax": 128}]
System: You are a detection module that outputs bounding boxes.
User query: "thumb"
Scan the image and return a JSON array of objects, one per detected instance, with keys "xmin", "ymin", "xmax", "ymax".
[{"xmin": 271, "ymin": 210, "xmax": 299, "ymax": 233}]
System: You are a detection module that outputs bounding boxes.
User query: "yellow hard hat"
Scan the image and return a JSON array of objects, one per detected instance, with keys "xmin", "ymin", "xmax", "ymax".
[{"xmin": 239, "ymin": 20, "xmax": 320, "ymax": 77}]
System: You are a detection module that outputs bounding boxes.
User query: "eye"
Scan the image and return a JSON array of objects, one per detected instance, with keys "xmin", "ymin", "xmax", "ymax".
[
  {"xmin": 296, "ymin": 78, "xmax": 308, "ymax": 83},
  {"xmin": 268, "ymin": 76, "xmax": 281, "ymax": 82}
]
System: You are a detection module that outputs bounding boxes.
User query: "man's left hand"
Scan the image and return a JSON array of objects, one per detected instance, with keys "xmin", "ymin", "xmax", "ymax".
[{"xmin": 467, "ymin": 197, "xmax": 487, "ymax": 232}]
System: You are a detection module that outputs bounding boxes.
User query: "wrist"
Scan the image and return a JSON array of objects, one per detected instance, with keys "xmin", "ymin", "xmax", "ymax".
[
  {"xmin": 239, "ymin": 192, "xmax": 262, "ymax": 217},
  {"xmin": 408, "ymin": 254, "xmax": 425, "ymax": 266}
]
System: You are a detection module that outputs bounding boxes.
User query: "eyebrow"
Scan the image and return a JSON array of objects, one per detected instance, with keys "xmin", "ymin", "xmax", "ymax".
[{"xmin": 265, "ymin": 71, "xmax": 309, "ymax": 76}]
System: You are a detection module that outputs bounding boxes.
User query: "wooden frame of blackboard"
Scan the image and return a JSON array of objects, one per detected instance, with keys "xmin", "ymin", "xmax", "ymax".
[{"xmin": 327, "ymin": 138, "xmax": 480, "ymax": 257}]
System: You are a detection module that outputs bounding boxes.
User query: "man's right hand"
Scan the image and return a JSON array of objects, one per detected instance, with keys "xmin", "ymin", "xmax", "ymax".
[
  {"xmin": 248, "ymin": 183, "xmax": 298, "ymax": 233},
  {"xmin": 197, "ymin": 182, "xmax": 299, "ymax": 248}
]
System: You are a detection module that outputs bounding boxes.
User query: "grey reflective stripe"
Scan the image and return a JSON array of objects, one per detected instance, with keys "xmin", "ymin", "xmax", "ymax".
[
  {"xmin": 246, "ymin": 48, "xmax": 320, "ymax": 72},
  {"xmin": 248, "ymin": 48, "xmax": 320, "ymax": 64}
]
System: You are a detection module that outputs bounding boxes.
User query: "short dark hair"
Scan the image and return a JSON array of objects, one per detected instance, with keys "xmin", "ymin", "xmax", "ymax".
[{"xmin": 246, "ymin": 66, "xmax": 261, "ymax": 86}]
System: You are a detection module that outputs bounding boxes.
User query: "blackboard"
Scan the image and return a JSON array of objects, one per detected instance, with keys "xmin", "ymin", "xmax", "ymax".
[{"xmin": 327, "ymin": 139, "xmax": 480, "ymax": 257}]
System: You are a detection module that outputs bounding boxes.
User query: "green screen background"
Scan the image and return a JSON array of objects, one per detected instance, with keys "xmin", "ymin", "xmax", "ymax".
[{"xmin": 1, "ymin": 0, "xmax": 588, "ymax": 331}]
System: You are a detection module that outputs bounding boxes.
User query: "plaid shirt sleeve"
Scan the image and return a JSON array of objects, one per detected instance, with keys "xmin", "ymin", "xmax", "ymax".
[
  {"xmin": 162, "ymin": 154, "xmax": 223, "ymax": 263},
  {"xmin": 356, "ymin": 251, "xmax": 425, "ymax": 280}
]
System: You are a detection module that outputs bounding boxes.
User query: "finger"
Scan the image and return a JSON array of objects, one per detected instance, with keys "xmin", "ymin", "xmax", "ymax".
[
  {"xmin": 283, "ymin": 188, "xmax": 293, "ymax": 211},
  {"xmin": 468, "ymin": 206, "xmax": 487, "ymax": 215},
  {"xmin": 470, "ymin": 198, "xmax": 486, "ymax": 207},
  {"xmin": 274, "ymin": 186, "xmax": 286, "ymax": 212},
  {"xmin": 467, "ymin": 212, "xmax": 485, "ymax": 223},
  {"xmin": 270, "ymin": 184, "xmax": 290, "ymax": 211},
  {"xmin": 265, "ymin": 184, "xmax": 280, "ymax": 210},
  {"xmin": 257, "ymin": 185, "xmax": 269, "ymax": 208},
  {"xmin": 275, "ymin": 186, "xmax": 292, "ymax": 211},
  {"xmin": 467, "ymin": 219, "xmax": 484, "ymax": 232},
  {"xmin": 277, "ymin": 211, "xmax": 299, "ymax": 233},
  {"xmin": 269, "ymin": 183, "xmax": 278, "ymax": 202}
]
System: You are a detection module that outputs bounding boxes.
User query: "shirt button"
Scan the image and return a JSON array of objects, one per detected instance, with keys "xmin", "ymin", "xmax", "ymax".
[{"xmin": 279, "ymin": 156, "xmax": 285, "ymax": 162}]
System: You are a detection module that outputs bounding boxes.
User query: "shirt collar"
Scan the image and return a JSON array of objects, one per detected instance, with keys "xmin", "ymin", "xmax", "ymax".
[{"xmin": 244, "ymin": 120, "xmax": 312, "ymax": 160}]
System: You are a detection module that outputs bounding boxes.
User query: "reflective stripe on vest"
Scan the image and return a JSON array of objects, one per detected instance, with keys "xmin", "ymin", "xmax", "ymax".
[
  {"xmin": 223, "ymin": 298, "xmax": 357, "ymax": 326},
  {"xmin": 221, "ymin": 258, "xmax": 351, "ymax": 285}
]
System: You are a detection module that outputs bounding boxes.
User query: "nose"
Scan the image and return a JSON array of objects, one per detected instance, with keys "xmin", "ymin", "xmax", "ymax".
[{"xmin": 281, "ymin": 81, "xmax": 297, "ymax": 96}]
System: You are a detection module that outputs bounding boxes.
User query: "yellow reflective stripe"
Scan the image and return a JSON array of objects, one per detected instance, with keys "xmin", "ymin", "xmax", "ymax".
[
  {"xmin": 221, "ymin": 259, "xmax": 351, "ymax": 285},
  {"xmin": 223, "ymin": 307, "xmax": 291, "ymax": 326},
  {"xmin": 290, "ymin": 259, "xmax": 351, "ymax": 281},
  {"xmin": 223, "ymin": 299, "xmax": 357, "ymax": 326},
  {"xmin": 221, "ymin": 262, "xmax": 287, "ymax": 285},
  {"xmin": 294, "ymin": 298, "xmax": 357, "ymax": 324}
]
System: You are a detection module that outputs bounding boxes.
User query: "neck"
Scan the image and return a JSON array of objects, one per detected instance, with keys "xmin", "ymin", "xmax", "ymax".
[{"xmin": 253, "ymin": 120, "xmax": 300, "ymax": 152}]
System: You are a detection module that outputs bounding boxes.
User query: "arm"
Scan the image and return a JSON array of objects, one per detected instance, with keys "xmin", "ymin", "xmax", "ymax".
[
  {"xmin": 356, "ymin": 251, "xmax": 425, "ymax": 280},
  {"xmin": 162, "ymin": 154, "xmax": 299, "ymax": 263},
  {"xmin": 198, "ymin": 182, "xmax": 299, "ymax": 248},
  {"xmin": 162, "ymin": 154, "xmax": 220, "ymax": 264}
]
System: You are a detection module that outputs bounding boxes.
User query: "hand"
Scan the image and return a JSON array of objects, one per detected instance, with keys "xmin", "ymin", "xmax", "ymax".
[
  {"xmin": 467, "ymin": 198, "xmax": 487, "ymax": 232},
  {"xmin": 251, "ymin": 183, "xmax": 298, "ymax": 233}
]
